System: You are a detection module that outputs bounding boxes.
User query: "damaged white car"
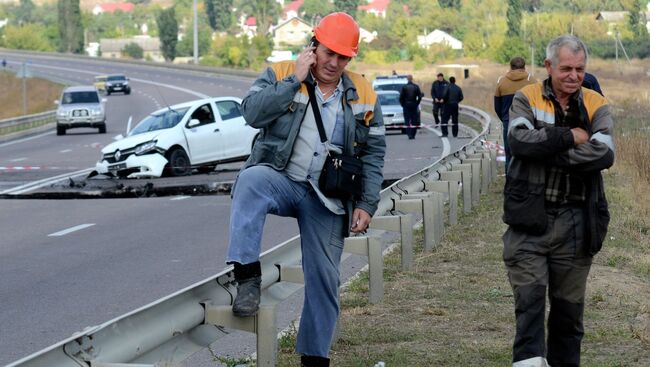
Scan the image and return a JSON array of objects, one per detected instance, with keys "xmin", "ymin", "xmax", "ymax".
[{"xmin": 94, "ymin": 97, "xmax": 258, "ymax": 178}]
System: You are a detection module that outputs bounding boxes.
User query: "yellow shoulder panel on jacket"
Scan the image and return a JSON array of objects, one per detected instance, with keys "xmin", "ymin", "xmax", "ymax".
[
  {"xmin": 271, "ymin": 61, "xmax": 295, "ymax": 81},
  {"xmin": 581, "ymin": 87, "xmax": 607, "ymax": 122}
]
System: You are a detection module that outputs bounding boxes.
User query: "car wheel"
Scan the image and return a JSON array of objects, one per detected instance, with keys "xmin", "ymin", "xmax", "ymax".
[
  {"xmin": 56, "ymin": 125, "xmax": 66, "ymax": 135},
  {"xmin": 165, "ymin": 148, "xmax": 191, "ymax": 177},
  {"xmin": 98, "ymin": 124, "xmax": 106, "ymax": 134},
  {"xmin": 125, "ymin": 89, "xmax": 131, "ymax": 95}
]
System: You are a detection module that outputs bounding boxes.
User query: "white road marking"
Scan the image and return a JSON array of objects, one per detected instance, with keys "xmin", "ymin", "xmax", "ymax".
[
  {"xmin": 48, "ymin": 223, "xmax": 96, "ymax": 237},
  {"xmin": 422, "ymin": 124, "xmax": 450, "ymax": 157},
  {"xmin": 59, "ymin": 149, "xmax": 72, "ymax": 153},
  {"xmin": 170, "ymin": 196, "xmax": 191, "ymax": 201},
  {"xmin": 0, "ymin": 131, "xmax": 54, "ymax": 148},
  {"xmin": 9, "ymin": 157, "xmax": 28, "ymax": 162},
  {"xmin": 0, "ymin": 167, "xmax": 93, "ymax": 195}
]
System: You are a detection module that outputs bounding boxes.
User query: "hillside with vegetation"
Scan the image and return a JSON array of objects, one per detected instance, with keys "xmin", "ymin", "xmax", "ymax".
[{"xmin": 1, "ymin": 0, "xmax": 648, "ymax": 70}]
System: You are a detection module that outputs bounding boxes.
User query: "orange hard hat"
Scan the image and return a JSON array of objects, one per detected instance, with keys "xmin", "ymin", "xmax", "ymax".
[{"xmin": 313, "ymin": 12, "xmax": 360, "ymax": 57}]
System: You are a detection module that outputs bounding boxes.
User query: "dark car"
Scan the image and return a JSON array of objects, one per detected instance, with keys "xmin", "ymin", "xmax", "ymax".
[{"xmin": 105, "ymin": 74, "xmax": 131, "ymax": 95}]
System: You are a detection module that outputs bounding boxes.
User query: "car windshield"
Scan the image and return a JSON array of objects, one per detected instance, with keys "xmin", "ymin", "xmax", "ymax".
[
  {"xmin": 62, "ymin": 91, "xmax": 100, "ymax": 104},
  {"xmin": 374, "ymin": 84, "xmax": 405, "ymax": 92},
  {"xmin": 130, "ymin": 107, "xmax": 190, "ymax": 135},
  {"xmin": 378, "ymin": 93, "xmax": 400, "ymax": 106},
  {"xmin": 107, "ymin": 75, "xmax": 127, "ymax": 81}
]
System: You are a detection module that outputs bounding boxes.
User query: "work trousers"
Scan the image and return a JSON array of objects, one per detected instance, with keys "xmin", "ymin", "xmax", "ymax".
[
  {"xmin": 433, "ymin": 102, "xmax": 444, "ymax": 125},
  {"xmin": 441, "ymin": 103, "xmax": 459, "ymax": 137},
  {"xmin": 503, "ymin": 206, "xmax": 592, "ymax": 367},
  {"xmin": 402, "ymin": 103, "xmax": 419, "ymax": 139},
  {"xmin": 227, "ymin": 166, "xmax": 345, "ymax": 358}
]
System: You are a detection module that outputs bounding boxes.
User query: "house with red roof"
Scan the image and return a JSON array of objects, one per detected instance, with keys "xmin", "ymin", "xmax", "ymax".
[
  {"xmin": 92, "ymin": 3, "xmax": 136, "ymax": 16},
  {"xmin": 282, "ymin": 0, "xmax": 304, "ymax": 21},
  {"xmin": 358, "ymin": 0, "xmax": 390, "ymax": 18}
]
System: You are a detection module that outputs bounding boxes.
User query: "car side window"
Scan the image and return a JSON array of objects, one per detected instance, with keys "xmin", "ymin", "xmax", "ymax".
[
  {"xmin": 215, "ymin": 101, "xmax": 243, "ymax": 121},
  {"xmin": 190, "ymin": 104, "xmax": 215, "ymax": 126}
]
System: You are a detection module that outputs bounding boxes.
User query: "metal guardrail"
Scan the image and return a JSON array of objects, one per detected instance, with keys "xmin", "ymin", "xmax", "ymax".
[
  {"xmin": 8, "ymin": 102, "xmax": 500, "ymax": 367},
  {"xmin": 0, "ymin": 110, "xmax": 56, "ymax": 136}
]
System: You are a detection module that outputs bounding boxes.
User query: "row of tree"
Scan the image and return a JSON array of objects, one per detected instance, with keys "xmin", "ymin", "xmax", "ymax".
[{"xmin": 0, "ymin": 0, "xmax": 648, "ymax": 67}]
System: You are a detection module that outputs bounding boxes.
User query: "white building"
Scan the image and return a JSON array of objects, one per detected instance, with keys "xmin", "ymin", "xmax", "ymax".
[{"xmin": 417, "ymin": 29, "xmax": 463, "ymax": 50}]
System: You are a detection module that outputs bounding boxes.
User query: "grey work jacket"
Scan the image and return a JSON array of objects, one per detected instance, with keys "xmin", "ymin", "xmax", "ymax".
[{"xmin": 240, "ymin": 61, "xmax": 387, "ymax": 218}]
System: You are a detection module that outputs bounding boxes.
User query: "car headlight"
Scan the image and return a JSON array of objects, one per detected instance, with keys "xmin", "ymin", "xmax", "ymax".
[
  {"xmin": 135, "ymin": 141, "xmax": 158, "ymax": 155},
  {"xmin": 57, "ymin": 110, "xmax": 67, "ymax": 117},
  {"xmin": 91, "ymin": 108, "xmax": 103, "ymax": 116}
]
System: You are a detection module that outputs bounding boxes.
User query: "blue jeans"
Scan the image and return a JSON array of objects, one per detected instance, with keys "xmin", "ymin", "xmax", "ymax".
[{"xmin": 227, "ymin": 166, "xmax": 345, "ymax": 357}]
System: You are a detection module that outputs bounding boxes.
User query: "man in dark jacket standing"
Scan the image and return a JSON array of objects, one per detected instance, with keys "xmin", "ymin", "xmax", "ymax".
[
  {"xmin": 494, "ymin": 57, "xmax": 537, "ymax": 172},
  {"xmin": 441, "ymin": 76, "xmax": 463, "ymax": 137},
  {"xmin": 503, "ymin": 35, "xmax": 614, "ymax": 367},
  {"xmin": 399, "ymin": 74, "xmax": 423, "ymax": 139},
  {"xmin": 430, "ymin": 73, "xmax": 448, "ymax": 126}
]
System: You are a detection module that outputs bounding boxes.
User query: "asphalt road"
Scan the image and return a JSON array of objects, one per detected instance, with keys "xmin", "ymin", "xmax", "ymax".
[{"xmin": 0, "ymin": 51, "xmax": 473, "ymax": 365}]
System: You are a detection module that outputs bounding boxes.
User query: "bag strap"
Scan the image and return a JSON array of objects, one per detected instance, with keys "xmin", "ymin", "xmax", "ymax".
[{"xmin": 305, "ymin": 81, "xmax": 328, "ymax": 143}]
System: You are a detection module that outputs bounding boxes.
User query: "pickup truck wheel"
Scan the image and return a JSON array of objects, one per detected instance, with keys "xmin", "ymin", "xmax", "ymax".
[
  {"xmin": 165, "ymin": 148, "xmax": 191, "ymax": 176},
  {"xmin": 98, "ymin": 124, "xmax": 106, "ymax": 134},
  {"xmin": 56, "ymin": 126, "xmax": 66, "ymax": 135}
]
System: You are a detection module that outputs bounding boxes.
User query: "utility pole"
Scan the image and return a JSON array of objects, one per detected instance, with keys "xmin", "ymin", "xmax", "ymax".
[{"xmin": 193, "ymin": 0, "xmax": 198, "ymax": 64}]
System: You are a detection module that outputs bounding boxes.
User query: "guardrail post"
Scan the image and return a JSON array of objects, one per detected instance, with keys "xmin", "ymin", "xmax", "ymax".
[
  {"xmin": 424, "ymin": 180, "xmax": 458, "ymax": 227},
  {"xmin": 467, "ymin": 152, "xmax": 491, "ymax": 193},
  {"xmin": 448, "ymin": 164, "xmax": 472, "ymax": 213},
  {"xmin": 438, "ymin": 172, "xmax": 461, "ymax": 225},
  {"xmin": 397, "ymin": 193, "xmax": 442, "ymax": 250},
  {"xmin": 462, "ymin": 158, "xmax": 482, "ymax": 201},
  {"xmin": 204, "ymin": 303, "xmax": 278, "ymax": 366},
  {"xmin": 370, "ymin": 214, "xmax": 414, "ymax": 271},
  {"xmin": 344, "ymin": 236, "xmax": 384, "ymax": 303}
]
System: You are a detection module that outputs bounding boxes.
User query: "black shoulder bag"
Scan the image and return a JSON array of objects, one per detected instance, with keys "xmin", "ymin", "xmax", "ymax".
[{"xmin": 305, "ymin": 82, "xmax": 363, "ymax": 200}]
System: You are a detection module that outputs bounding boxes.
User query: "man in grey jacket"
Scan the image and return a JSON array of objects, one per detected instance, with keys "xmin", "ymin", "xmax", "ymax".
[
  {"xmin": 503, "ymin": 35, "xmax": 614, "ymax": 367},
  {"xmin": 225, "ymin": 12, "xmax": 385, "ymax": 367}
]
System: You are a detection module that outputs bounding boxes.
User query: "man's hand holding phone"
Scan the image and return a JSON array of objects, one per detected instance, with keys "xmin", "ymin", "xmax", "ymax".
[{"xmin": 295, "ymin": 44, "xmax": 317, "ymax": 82}]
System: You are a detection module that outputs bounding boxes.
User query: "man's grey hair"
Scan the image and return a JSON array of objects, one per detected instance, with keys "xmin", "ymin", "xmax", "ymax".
[{"xmin": 546, "ymin": 35, "xmax": 588, "ymax": 67}]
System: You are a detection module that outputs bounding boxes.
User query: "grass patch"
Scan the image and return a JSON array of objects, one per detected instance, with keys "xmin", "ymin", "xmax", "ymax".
[{"xmin": 0, "ymin": 71, "xmax": 63, "ymax": 120}]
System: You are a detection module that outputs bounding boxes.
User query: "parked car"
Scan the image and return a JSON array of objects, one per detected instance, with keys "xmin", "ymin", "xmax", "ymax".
[
  {"xmin": 372, "ymin": 74, "xmax": 408, "ymax": 92},
  {"xmin": 94, "ymin": 75, "xmax": 107, "ymax": 92},
  {"xmin": 105, "ymin": 74, "xmax": 131, "ymax": 95},
  {"xmin": 373, "ymin": 75, "xmax": 421, "ymax": 131},
  {"xmin": 55, "ymin": 85, "xmax": 107, "ymax": 135},
  {"xmin": 376, "ymin": 90, "xmax": 404, "ymax": 130},
  {"xmin": 94, "ymin": 97, "xmax": 258, "ymax": 178}
]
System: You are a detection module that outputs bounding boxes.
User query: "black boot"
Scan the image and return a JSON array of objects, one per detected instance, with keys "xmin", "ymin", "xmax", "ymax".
[
  {"xmin": 232, "ymin": 262, "xmax": 262, "ymax": 317},
  {"xmin": 301, "ymin": 355, "xmax": 330, "ymax": 367}
]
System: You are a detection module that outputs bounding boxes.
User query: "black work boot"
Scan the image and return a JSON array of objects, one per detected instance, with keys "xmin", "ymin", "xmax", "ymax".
[
  {"xmin": 301, "ymin": 355, "xmax": 330, "ymax": 367},
  {"xmin": 232, "ymin": 261, "xmax": 262, "ymax": 317}
]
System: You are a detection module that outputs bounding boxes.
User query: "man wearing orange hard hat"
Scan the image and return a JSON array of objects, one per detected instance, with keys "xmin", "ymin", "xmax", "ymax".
[{"xmin": 225, "ymin": 12, "xmax": 385, "ymax": 367}]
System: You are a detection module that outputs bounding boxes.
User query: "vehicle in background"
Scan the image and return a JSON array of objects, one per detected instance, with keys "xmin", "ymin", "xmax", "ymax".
[
  {"xmin": 105, "ymin": 74, "xmax": 131, "ymax": 95},
  {"xmin": 55, "ymin": 86, "xmax": 107, "ymax": 135},
  {"xmin": 376, "ymin": 90, "xmax": 404, "ymax": 131},
  {"xmin": 94, "ymin": 97, "xmax": 259, "ymax": 178},
  {"xmin": 372, "ymin": 75, "xmax": 408, "ymax": 92},
  {"xmin": 373, "ymin": 75, "xmax": 421, "ymax": 133},
  {"xmin": 94, "ymin": 75, "xmax": 107, "ymax": 92}
]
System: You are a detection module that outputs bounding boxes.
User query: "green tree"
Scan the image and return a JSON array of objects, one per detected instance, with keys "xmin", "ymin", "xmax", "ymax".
[
  {"xmin": 238, "ymin": 0, "xmax": 281, "ymax": 35},
  {"xmin": 16, "ymin": 0, "xmax": 36, "ymax": 24},
  {"xmin": 333, "ymin": 0, "xmax": 359, "ymax": 17},
  {"xmin": 57, "ymin": 0, "xmax": 84, "ymax": 53},
  {"xmin": 156, "ymin": 7, "xmax": 179, "ymax": 62},
  {"xmin": 177, "ymin": 20, "xmax": 212, "ymax": 57},
  {"xmin": 206, "ymin": 0, "xmax": 233, "ymax": 31},
  {"xmin": 438, "ymin": 0, "xmax": 461, "ymax": 10},
  {"xmin": 507, "ymin": 0, "xmax": 522, "ymax": 38},
  {"xmin": 3, "ymin": 24, "xmax": 54, "ymax": 51},
  {"xmin": 122, "ymin": 42, "xmax": 144, "ymax": 59},
  {"xmin": 302, "ymin": 0, "xmax": 334, "ymax": 23},
  {"xmin": 628, "ymin": 0, "xmax": 648, "ymax": 39}
]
